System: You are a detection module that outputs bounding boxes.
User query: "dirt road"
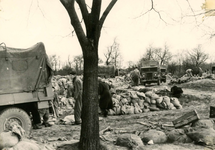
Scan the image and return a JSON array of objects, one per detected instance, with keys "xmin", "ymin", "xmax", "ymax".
[{"xmin": 31, "ymin": 79, "xmax": 215, "ymax": 150}]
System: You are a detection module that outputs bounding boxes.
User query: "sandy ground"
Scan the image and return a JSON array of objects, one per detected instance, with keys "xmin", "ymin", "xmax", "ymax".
[{"xmin": 30, "ymin": 79, "xmax": 215, "ymax": 150}]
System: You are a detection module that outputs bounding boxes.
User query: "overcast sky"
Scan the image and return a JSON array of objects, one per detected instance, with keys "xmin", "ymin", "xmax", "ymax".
[{"xmin": 0, "ymin": 0, "xmax": 215, "ymax": 67}]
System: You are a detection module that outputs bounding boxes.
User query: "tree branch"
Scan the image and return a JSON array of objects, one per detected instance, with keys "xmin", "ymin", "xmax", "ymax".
[
  {"xmin": 91, "ymin": 0, "xmax": 101, "ymax": 26},
  {"xmin": 186, "ymin": 0, "xmax": 197, "ymax": 24},
  {"xmin": 60, "ymin": 0, "xmax": 88, "ymax": 48},
  {"xmin": 99, "ymin": 0, "xmax": 117, "ymax": 31},
  {"xmin": 136, "ymin": 0, "xmax": 167, "ymax": 24},
  {"xmin": 76, "ymin": 0, "xmax": 89, "ymax": 27}
]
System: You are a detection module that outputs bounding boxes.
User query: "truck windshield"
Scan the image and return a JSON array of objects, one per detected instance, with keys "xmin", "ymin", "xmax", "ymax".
[
  {"xmin": 161, "ymin": 69, "xmax": 166, "ymax": 72},
  {"xmin": 141, "ymin": 67, "xmax": 158, "ymax": 72}
]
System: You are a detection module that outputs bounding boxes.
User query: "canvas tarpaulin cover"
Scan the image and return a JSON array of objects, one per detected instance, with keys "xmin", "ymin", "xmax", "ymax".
[{"xmin": 0, "ymin": 42, "xmax": 53, "ymax": 94}]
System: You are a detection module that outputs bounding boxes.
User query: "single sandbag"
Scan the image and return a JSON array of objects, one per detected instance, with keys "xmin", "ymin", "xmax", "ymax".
[
  {"xmin": 126, "ymin": 105, "xmax": 135, "ymax": 115},
  {"xmin": 0, "ymin": 131, "xmax": 19, "ymax": 149},
  {"xmin": 113, "ymin": 105, "xmax": 121, "ymax": 115},
  {"xmin": 138, "ymin": 100, "xmax": 144, "ymax": 109},
  {"xmin": 167, "ymin": 129, "xmax": 192, "ymax": 143},
  {"xmin": 143, "ymin": 102, "xmax": 150, "ymax": 108},
  {"xmin": 116, "ymin": 134, "xmax": 144, "ymax": 149},
  {"xmin": 156, "ymin": 97, "xmax": 163, "ymax": 104},
  {"xmin": 112, "ymin": 98, "xmax": 119, "ymax": 106},
  {"xmin": 134, "ymin": 103, "xmax": 142, "ymax": 114},
  {"xmin": 151, "ymin": 93, "xmax": 160, "ymax": 100},
  {"xmin": 171, "ymin": 97, "xmax": 181, "ymax": 107},
  {"xmin": 136, "ymin": 92, "xmax": 146, "ymax": 99},
  {"xmin": 145, "ymin": 91, "xmax": 153, "ymax": 98},
  {"xmin": 108, "ymin": 109, "xmax": 116, "ymax": 115},
  {"xmin": 191, "ymin": 119, "xmax": 214, "ymax": 129},
  {"xmin": 131, "ymin": 99, "xmax": 139, "ymax": 105},
  {"xmin": 145, "ymin": 96, "xmax": 151, "ymax": 103},
  {"xmin": 130, "ymin": 91, "xmax": 139, "ymax": 99},
  {"xmin": 168, "ymin": 103, "xmax": 176, "ymax": 110},
  {"xmin": 176, "ymin": 104, "xmax": 183, "ymax": 109},
  {"xmin": 140, "ymin": 129, "xmax": 167, "ymax": 144},
  {"xmin": 186, "ymin": 127, "xmax": 215, "ymax": 146},
  {"xmin": 142, "ymin": 108, "xmax": 150, "ymax": 113},
  {"xmin": 10, "ymin": 139, "xmax": 41, "ymax": 150},
  {"xmin": 120, "ymin": 98, "xmax": 128, "ymax": 105},
  {"xmin": 163, "ymin": 96, "xmax": 171, "ymax": 108},
  {"xmin": 149, "ymin": 105, "xmax": 160, "ymax": 111},
  {"xmin": 115, "ymin": 95, "xmax": 121, "ymax": 101},
  {"xmin": 121, "ymin": 105, "xmax": 127, "ymax": 115},
  {"xmin": 150, "ymin": 99, "xmax": 156, "ymax": 105},
  {"xmin": 62, "ymin": 115, "xmax": 75, "ymax": 125}
]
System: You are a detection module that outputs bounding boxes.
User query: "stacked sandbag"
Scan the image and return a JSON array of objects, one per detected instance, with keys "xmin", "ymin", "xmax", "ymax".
[
  {"xmin": 108, "ymin": 87, "xmax": 183, "ymax": 116},
  {"xmin": 52, "ymin": 76, "xmax": 184, "ymax": 117}
]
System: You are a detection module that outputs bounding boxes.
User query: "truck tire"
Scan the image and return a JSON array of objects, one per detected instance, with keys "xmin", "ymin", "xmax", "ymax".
[{"xmin": 0, "ymin": 107, "xmax": 32, "ymax": 136}]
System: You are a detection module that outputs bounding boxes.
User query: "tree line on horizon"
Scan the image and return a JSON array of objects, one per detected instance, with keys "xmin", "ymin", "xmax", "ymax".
[{"xmin": 49, "ymin": 42, "xmax": 214, "ymax": 77}]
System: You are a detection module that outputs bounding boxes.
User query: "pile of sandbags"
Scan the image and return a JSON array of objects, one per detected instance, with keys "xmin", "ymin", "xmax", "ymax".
[
  {"xmin": 108, "ymin": 88, "xmax": 183, "ymax": 116},
  {"xmin": 51, "ymin": 76, "xmax": 183, "ymax": 116},
  {"xmin": 0, "ymin": 122, "xmax": 54, "ymax": 150}
]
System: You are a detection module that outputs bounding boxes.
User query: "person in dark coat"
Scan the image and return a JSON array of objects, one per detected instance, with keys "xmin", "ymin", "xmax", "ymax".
[
  {"xmin": 171, "ymin": 85, "xmax": 183, "ymax": 98},
  {"xmin": 98, "ymin": 80, "xmax": 113, "ymax": 117}
]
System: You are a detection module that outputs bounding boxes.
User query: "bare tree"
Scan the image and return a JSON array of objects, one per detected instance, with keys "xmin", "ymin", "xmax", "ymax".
[
  {"xmin": 111, "ymin": 42, "xmax": 121, "ymax": 68},
  {"xmin": 104, "ymin": 38, "xmax": 122, "ymax": 68},
  {"xmin": 73, "ymin": 55, "xmax": 84, "ymax": 72},
  {"xmin": 154, "ymin": 43, "xmax": 172, "ymax": 65},
  {"xmin": 60, "ymin": 0, "xmax": 117, "ymax": 149},
  {"xmin": 139, "ymin": 43, "xmax": 172, "ymax": 66},
  {"xmin": 104, "ymin": 45, "xmax": 113, "ymax": 65},
  {"xmin": 188, "ymin": 44, "xmax": 208, "ymax": 67},
  {"xmin": 67, "ymin": 55, "xmax": 73, "ymax": 68},
  {"xmin": 145, "ymin": 44, "xmax": 156, "ymax": 60},
  {"xmin": 48, "ymin": 54, "xmax": 60, "ymax": 72}
]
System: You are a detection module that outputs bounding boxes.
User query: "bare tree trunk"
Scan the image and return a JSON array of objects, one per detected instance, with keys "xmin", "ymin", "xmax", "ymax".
[{"xmin": 79, "ymin": 44, "xmax": 100, "ymax": 149}]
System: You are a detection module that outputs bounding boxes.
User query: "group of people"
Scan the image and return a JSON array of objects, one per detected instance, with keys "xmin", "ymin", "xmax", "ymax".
[
  {"xmin": 31, "ymin": 71, "xmax": 82, "ymax": 129},
  {"xmin": 32, "ymin": 70, "xmax": 115, "ymax": 129}
]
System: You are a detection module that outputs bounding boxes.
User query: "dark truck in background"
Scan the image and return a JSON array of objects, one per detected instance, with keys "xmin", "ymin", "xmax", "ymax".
[
  {"xmin": 0, "ymin": 42, "xmax": 54, "ymax": 135},
  {"xmin": 98, "ymin": 65, "xmax": 115, "ymax": 78},
  {"xmin": 140, "ymin": 61, "xmax": 167, "ymax": 85}
]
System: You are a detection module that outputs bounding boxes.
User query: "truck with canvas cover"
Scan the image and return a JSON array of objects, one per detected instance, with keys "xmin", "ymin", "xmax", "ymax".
[
  {"xmin": 98, "ymin": 65, "xmax": 115, "ymax": 78},
  {"xmin": 0, "ymin": 42, "xmax": 54, "ymax": 135},
  {"xmin": 140, "ymin": 60, "xmax": 161, "ymax": 85}
]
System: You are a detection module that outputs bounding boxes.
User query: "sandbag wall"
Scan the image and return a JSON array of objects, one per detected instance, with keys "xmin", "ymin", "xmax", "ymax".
[
  {"xmin": 51, "ymin": 75, "xmax": 183, "ymax": 116},
  {"xmin": 108, "ymin": 88, "xmax": 183, "ymax": 116}
]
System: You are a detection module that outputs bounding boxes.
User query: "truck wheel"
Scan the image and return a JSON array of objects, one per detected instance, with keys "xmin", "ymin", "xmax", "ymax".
[{"xmin": 0, "ymin": 107, "xmax": 32, "ymax": 136}]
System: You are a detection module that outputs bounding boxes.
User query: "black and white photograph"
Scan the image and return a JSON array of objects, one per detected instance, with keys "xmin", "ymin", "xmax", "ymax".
[{"xmin": 0, "ymin": 0, "xmax": 215, "ymax": 149}]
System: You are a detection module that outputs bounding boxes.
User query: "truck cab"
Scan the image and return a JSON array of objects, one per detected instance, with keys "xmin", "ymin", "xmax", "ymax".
[
  {"xmin": 0, "ymin": 42, "xmax": 54, "ymax": 136},
  {"xmin": 140, "ymin": 66, "xmax": 161, "ymax": 85}
]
